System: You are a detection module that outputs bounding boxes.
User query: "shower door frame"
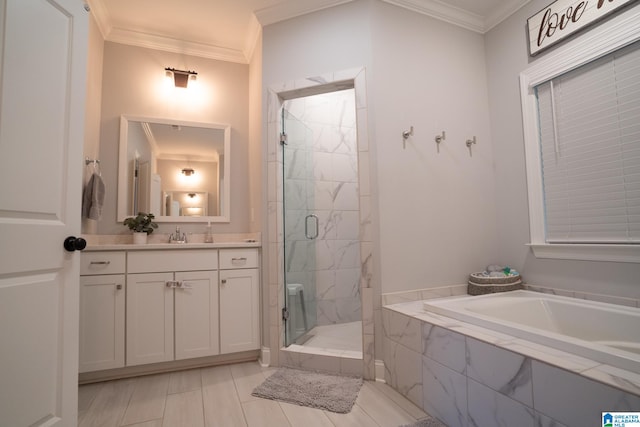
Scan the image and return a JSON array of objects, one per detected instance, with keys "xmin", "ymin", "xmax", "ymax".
[{"xmin": 265, "ymin": 68, "xmax": 377, "ymax": 379}]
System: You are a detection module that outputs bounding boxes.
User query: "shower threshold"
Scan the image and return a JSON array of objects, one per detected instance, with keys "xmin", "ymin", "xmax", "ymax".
[{"xmin": 287, "ymin": 321, "xmax": 363, "ymax": 359}]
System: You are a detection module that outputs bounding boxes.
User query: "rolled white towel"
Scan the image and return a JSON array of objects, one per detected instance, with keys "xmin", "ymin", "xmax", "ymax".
[{"xmin": 486, "ymin": 264, "xmax": 504, "ymax": 273}]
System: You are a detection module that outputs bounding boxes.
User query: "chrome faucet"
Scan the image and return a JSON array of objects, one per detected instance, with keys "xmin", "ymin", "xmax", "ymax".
[{"xmin": 169, "ymin": 226, "xmax": 187, "ymax": 243}]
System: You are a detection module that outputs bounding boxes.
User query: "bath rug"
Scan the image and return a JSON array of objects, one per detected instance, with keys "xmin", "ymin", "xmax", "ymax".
[
  {"xmin": 399, "ymin": 417, "xmax": 448, "ymax": 427},
  {"xmin": 251, "ymin": 367, "xmax": 363, "ymax": 413}
]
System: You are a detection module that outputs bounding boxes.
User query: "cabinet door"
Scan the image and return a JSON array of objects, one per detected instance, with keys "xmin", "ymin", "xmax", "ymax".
[
  {"xmin": 127, "ymin": 272, "xmax": 174, "ymax": 366},
  {"xmin": 79, "ymin": 275, "xmax": 125, "ymax": 373},
  {"xmin": 174, "ymin": 270, "xmax": 219, "ymax": 360},
  {"xmin": 220, "ymin": 269, "xmax": 259, "ymax": 353}
]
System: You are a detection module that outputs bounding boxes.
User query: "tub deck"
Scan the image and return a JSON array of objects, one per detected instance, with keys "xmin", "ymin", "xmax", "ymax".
[{"xmin": 422, "ymin": 290, "xmax": 640, "ymax": 374}]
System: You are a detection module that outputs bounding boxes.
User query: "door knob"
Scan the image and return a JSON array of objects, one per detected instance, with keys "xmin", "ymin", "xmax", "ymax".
[{"xmin": 63, "ymin": 236, "xmax": 87, "ymax": 252}]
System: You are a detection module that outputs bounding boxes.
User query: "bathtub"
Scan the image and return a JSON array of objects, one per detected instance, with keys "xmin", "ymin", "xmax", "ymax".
[{"xmin": 422, "ymin": 290, "xmax": 640, "ymax": 373}]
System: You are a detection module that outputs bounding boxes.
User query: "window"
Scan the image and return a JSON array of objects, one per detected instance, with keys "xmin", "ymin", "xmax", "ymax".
[
  {"xmin": 520, "ymin": 6, "xmax": 640, "ymax": 262},
  {"xmin": 535, "ymin": 42, "xmax": 640, "ymax": 244}
]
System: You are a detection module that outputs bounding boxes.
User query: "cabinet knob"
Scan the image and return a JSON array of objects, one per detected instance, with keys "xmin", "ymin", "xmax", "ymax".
[
  {"xmin": 116, "ymin": 284, "xmax": 122, "ymax": 290},
  {"xmin": 221, "ymin": 279, "xmax": 227, "ymax": 285}
]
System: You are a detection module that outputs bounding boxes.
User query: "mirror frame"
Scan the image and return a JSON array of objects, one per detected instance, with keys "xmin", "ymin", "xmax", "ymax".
[{"xmin": 117, "ymin": 115, "xmax": 231, "ymax": 223}]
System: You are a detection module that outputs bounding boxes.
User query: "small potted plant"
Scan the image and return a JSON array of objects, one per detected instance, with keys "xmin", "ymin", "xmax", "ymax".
[{"xmin": 123, "ymin": 212, "xmax": 158, "ymax": 244}]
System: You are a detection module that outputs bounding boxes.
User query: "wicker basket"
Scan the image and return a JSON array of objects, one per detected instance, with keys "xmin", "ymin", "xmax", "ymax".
[{"xmin": 467, "ymin": 272, "xmax": 523, "ymax": 295}]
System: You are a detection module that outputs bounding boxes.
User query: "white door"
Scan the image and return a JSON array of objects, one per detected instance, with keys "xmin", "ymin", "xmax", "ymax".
[
  {"xmin": 0, "ymin": 0, "xmax": 88, "ymax": 426},
  {"xmin": 174, "ymin": 270, "xmax": 220, "ymax": 360}
]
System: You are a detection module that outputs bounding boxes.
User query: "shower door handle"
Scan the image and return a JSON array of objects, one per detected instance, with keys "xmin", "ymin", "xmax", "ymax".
[{"xmin": 305, "ymin": 214, "xmax": 319, "ymax": 239}]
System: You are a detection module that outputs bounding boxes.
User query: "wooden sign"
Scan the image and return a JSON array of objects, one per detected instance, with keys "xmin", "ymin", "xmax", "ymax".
[{"xmin": 528, "ymin": 0, "xmax": 638, "ymax": 56}]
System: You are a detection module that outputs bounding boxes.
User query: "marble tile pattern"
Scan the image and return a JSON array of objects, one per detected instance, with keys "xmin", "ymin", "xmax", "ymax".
[
  {"xmin": 382, "ymin": 301, "xmax": 640, "ymax": 427},
  {"xmin": 283, "ymin": 89, "xmax": 361, "ymax": 327},
  {"xmin": 281, "ymin": 321, "xmax": 364, "ymax": 377},
  {"xmin": 266, "ymin": 68, "xmax": 376, "ymax": 380}
]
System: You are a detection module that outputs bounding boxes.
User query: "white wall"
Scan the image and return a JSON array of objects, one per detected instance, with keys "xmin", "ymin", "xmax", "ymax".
[
  {"xmin": 262, "ymin": 1, "xmax": 373, "ymax": 86},
  {"xmin": 371, "ymin": 2, "xmax": 498, "ymax": 293},
  {"xmin": 82, "ymin": 14, "xmax": 104, "ymax": 234},
  {"xmin": 263, "ymin": 0, "xmax": 499, "ymax": 297},
  {"xmin": 485, "ymin": 1, "xmax": 640, "ymax": 299},
  {"xmin": 249, "ymin": 32, "xmax": 263, "ymax": 234},
  {"xmin": 97, "ymin": 42, "xmax": 251, "ymax": 235}
]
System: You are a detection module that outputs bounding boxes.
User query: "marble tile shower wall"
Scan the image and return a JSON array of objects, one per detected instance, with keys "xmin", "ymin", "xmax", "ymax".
[
  {"xmin": 382, "ymin": 308, "xmax": 640, "ymax": 427},
  {"xmin": 284, "ymin": 90, "xmax": 361, "ymax": 326}
]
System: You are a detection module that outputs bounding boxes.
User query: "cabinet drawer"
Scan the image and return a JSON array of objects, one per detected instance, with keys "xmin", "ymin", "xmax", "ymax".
[
  {"xmin": 219, "ymin": 248, "xmax": 259, "ymax": 269},
  {"xmin": 127, "ymin": 250, "xmax": 218, "ymax": 274},
  {"xmin": 81, "ymin": 252, "xmax": 126, "ymax": 275}
]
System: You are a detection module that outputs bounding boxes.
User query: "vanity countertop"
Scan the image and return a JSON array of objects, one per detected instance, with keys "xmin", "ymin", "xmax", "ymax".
[{"xmin": 82, "ymin": 233, "xmax": 261, "ymax": 251}]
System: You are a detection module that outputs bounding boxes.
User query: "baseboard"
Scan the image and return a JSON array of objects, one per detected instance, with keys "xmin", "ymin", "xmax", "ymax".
[
  {"xmin": 79, "ymin": 350, "xmax": 260, "ymax": 384},
  {"xmin": 375, "ymin": 359, "xmax": 385, "ymax": 382},
  {"xmin": 259, "ymin": 346, "xmax": 271, "ymax": 367}
]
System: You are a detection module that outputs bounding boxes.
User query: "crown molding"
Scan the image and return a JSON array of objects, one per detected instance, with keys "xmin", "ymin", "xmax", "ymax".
[
  {"xmin": 107, "ymin": 28, "xmax": 248, "ymax": 64},
  {"xmin": 484, "ymin": 0, "xmax": 531, "ymax": 32},
  {"xmin": 244, "ymin": 15, "xmax": 263, "ymax": 63},
  {"xmin": 382, "ymin": 0, "xmax": 484, "ymax": 33},
  {"xmin": 254, "ymin": 0, "xmax": 354, "ymax": 26},
  {"xmin": 87, "ymin": 0, "xmax": 532, "ymax": 63},
  {"xmin": 383, "ymin": 0, "xmax": 531, "ymax": 34},
  {"xmin": 87, "ymin": 0, "xmax": 249, "ymax": 63},
  {"xmin": 85, "ymin": 0, "xmax": 112, "ymax": 39}
]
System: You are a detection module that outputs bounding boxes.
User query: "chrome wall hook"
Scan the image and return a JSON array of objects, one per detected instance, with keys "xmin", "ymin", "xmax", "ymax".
[
  {"xmin": 435, "ymin": 131, "xmax": 446, "ymax": 153},
  {"xmin": 402, "ymin": 126, "xmax": 414, "ymax": 149},
  {"xmin": 466, "ymin": 136, "xmax": 477, "ymax": 156}
]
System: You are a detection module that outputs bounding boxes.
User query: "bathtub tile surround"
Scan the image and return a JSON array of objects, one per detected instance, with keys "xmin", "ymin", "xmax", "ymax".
[
  {"xmin": 382, "ymin": 285, "xmax": 468, "ymax": 306},
  {"xmin": 466, "ymin": 338, "xmax": 533, "ymax": 407},
  {"xmin": 422, "ymin": 356, "xmax": 468, "ymax": 427},
  {"xmin": 532, "ymin": 361, "xmax": 639, "ymax": 427},
  {"xmin": 382, "ymin": 302, "xmax": 640, "ymax": 427},
  {"xmin": 466, "ymin": 379, "xmax": 538, "ymax": 427},
  {"xmin": 382, "ymin": 307, "xmax": 422, "ymax": 353},
  {"xmin": 422, "ymin": 325, "xmax": 466, "ymax": 374},
  {"xmin": 383, "ymin": 337, "xmax": 423, "ymax": 407}
]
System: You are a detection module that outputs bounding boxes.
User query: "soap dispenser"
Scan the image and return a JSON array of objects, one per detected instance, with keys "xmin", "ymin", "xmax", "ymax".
[{"xmin": 204, "ymin": 221, "xmax": 213, "ymax": 243}]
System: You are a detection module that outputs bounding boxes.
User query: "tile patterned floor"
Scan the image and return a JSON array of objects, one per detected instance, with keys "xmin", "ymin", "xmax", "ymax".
[{"xmin": 78, "ymin": 360, "xmax": 428, "ymax": 427}]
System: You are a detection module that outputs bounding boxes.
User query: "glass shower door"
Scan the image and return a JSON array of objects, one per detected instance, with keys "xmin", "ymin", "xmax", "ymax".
[{"xmin": 283, "ymin": 108, "xmax": 318, "ymax": 346}]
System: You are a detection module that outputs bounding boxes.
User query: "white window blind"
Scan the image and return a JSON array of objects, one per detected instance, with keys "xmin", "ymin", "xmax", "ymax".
[{"xmin": 535, "ymin": 41, "xmax": 640, "ymax": 244}]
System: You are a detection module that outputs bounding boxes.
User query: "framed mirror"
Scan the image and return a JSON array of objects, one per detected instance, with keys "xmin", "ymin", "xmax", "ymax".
[{"xmin": 117, "ymin": 115, "xmax": 230, "ymax": 223}]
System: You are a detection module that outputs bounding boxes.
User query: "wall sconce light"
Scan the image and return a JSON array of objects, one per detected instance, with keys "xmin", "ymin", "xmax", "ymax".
[
  {"xmin": 181, "ymin": 167, "xmax": 195, "ymax": 176},
  {"xmin": 165, "ymin": 67, "xmax": 198, "ymax": 88},
  {"xmin": 188, "ymin": 193, "xmax": 196, "ymax": 198}
]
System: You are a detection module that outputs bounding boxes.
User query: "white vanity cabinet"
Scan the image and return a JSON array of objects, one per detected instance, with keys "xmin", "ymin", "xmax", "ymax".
[
  {"xmin": 79, "ymin": 252, "xmax": 126, "ymax": 373},
  {"xmin": 79, "ymin": 244, "xmax": 261, "ymax": 378},
  {"xmin": 219, "ymin": 248, "xmax": 260, "ymax": 353},
  {"xmin": 126, "ymin": 250, "xmax": 219, "ymax": 366}
]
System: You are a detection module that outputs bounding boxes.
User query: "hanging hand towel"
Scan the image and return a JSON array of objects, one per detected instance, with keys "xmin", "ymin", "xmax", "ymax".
[{"xmin": 82, "ymin": 172, "xmax": 105, "ymax": 220}]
